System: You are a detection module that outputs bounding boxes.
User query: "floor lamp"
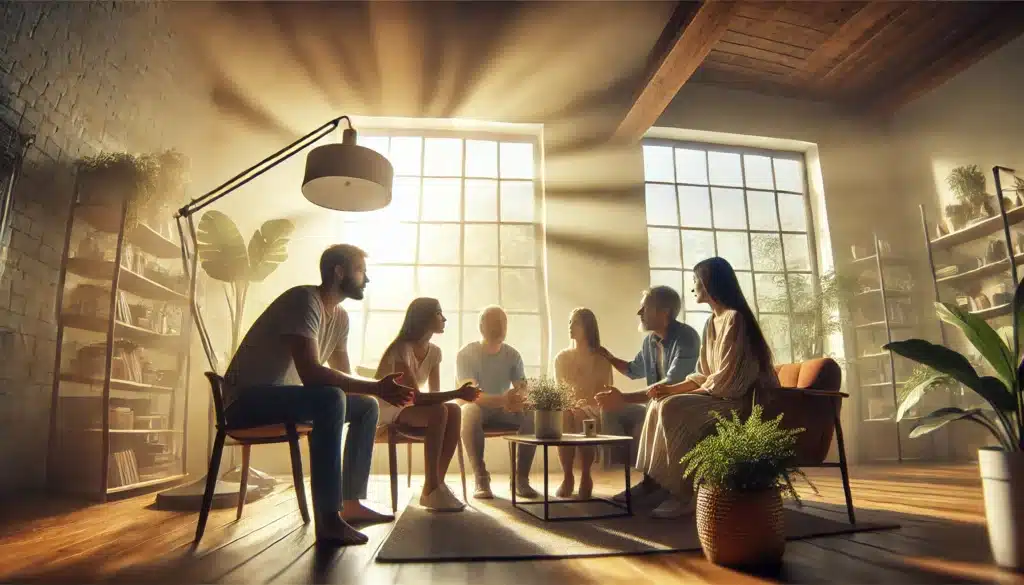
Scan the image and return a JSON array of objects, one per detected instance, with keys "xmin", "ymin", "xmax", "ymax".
[{"xmin": 154, "ymin": 116, "xmax": 394, "ymax": 509}]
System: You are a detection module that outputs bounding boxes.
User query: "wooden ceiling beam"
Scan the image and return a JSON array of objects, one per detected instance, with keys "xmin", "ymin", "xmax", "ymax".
[
  {"xmin": 815, "ymin": 4, "xmax": 914, "ymax": 90},
  {"xmin": 796, "ymin": 1, "xmax": 904, "ymax": 79},
  {"xmin": 613, "ymin": 0, "xmax": 739, "ymax": 143},
  {"xmin": 871, "ymin": 3, "xmax": 1024, "ymax": 113}
]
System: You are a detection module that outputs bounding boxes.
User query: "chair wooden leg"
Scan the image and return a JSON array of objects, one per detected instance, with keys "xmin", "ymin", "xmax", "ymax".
[
  {"xmin": 834, "ymin": 414, "xmax": 856, "ymax": 524},
  {"xmin": 286, "ymin": 424, "xmax": 310, "ymax": 524},
  {"xmin": 193, "ymin": 430, "xmax": 226, "ymax": 548},
  {"xmin": 457, "ymin": 438, "xmax": 467, "ymax": 502},
  {"xmin": 388, "ymin": 428, "xmax": 399, "ymax": 513},
  {"xmin": 406, "ymin": 442, "xmax": 412, "ymax": 488},
  {"xmin": 236, "ymin": 444, "xmax": 251, "ymax": 520}
]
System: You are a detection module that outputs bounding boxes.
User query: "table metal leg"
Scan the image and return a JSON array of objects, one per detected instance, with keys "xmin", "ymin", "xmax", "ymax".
[
  {"xmin": 510, "ymin": 442, "xmax": 517, "ymax": 507},
  {"xmin": 543, "ymin": 445, "xmax": 549, "ymax": 521},
  {"xmin": 624, "ymin": 443, "xmax": 632, "ymax": 516}
]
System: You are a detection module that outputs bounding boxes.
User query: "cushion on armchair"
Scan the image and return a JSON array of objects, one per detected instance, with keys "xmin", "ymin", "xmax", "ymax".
[{"xmin": 756, "ymin": 358, "xmax": 844, "ymax": 465}]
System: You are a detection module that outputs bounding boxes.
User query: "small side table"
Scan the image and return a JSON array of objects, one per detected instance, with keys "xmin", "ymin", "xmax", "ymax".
[{"xmin": 505, "ymin": 433, "xmax": 633, "ymax": 522}]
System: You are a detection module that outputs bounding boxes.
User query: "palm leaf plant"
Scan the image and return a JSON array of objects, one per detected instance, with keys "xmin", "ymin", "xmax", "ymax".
[
  {"xmin": 884, "ymin": 278, "xmax": 1024, "ymax": 451},
  {"xmin": 196, "ymin": 210, "xmax": 295, "ymax": 353}
]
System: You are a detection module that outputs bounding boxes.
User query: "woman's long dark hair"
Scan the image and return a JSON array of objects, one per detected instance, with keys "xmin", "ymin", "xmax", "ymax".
[
  {"xmin": 380, "ymin": 297, "xmax": 441, "ymax": 365},
  {"xmin": 693, "ymin": 257, "xmax": 775, "ymax": 373}
]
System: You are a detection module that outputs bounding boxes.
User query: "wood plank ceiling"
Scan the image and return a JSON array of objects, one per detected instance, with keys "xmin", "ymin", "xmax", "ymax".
[{"xmin": 691, "ymin": 0, "xmax": 1024, "ymax": 110}]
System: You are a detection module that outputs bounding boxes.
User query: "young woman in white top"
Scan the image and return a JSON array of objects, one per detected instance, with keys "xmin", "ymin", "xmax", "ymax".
[
  {"xmin": 375, "ymin": 297, "xmax": 481, "ymax": 512},
  {"xmin": 553, "ymin": 307, "xmax": 613, "ymax": 499}
]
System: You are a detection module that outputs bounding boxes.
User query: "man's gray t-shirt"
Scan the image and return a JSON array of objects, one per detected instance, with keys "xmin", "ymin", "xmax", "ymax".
[
  {"xmin": 455, "ymin": 341, "xmax": 525, "ymax": 396},
  {"xmin": 223, "ymin": 285, "xmax": 348, "ymax": 407}
]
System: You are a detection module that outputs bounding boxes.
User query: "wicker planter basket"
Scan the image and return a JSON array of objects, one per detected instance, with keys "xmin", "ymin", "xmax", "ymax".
[{"xmin": 696, "ymin": 484, "xmax": 786, "ymax": 566}]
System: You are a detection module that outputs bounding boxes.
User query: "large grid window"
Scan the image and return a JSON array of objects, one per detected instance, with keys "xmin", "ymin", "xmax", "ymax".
[
  {"xmin": 642, "ymin": 140, "xmax": 815, "ymax": 364},
  {"xmin": 337, "ymin": 133, "xmax": 546, "ymax": 386}
]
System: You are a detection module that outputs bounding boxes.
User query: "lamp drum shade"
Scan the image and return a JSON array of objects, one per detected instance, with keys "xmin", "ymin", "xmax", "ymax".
[{"xmin": 301, "ymin": 143, "xmax": 394, "ymax": 212}]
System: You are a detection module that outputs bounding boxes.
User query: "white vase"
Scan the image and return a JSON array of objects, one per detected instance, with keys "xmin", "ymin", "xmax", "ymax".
[
  {"xmin": 979, "ymin": 446, "xmax": 1024, "ymax": 569},
  {"xmin": 534, "ymin": 410, "xmax": 563, "ymax": 439}
]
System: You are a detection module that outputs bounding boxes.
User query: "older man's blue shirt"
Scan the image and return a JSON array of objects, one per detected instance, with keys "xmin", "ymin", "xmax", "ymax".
[{"xmin": 624, "ymin": 320, "xmax": 701, "ymax": 385}]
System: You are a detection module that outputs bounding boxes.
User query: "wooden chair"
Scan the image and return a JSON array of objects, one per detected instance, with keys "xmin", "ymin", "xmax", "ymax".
[
  {"xmin": 194, "ymin": 372, "xmax": 313, "ymax": 547},
  {"xmin": 757, "ymin": 357, "xmax": 856, "ymax": 524}
]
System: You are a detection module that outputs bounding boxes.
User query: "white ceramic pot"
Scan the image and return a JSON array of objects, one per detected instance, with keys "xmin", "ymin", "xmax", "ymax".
[
  {"xmin": 534, "ymin": 410, "xmax": 563, "ymax": 439},
  {"xmin": 979, "ymin": 446, "xmax": 1024, "ymax": 569}
]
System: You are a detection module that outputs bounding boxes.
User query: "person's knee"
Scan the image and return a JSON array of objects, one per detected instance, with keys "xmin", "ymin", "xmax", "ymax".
[
  {"xmin": 444, "ymin": 403, "xmax": 461, "ymax": 425},
  {"xmin": 426, "ymin": 403, "xmax": 448, "ymax": 424},
  {"xmin": 348, "ymin": 393, "xmax": 380, "ymax": 421},
  {"xmin": 460, "ymin": 402, "xmax": 482, "ymax": 424},
  {"xmin": 318, "ymin": 386, "xmax": 347, "ymax": 413}
]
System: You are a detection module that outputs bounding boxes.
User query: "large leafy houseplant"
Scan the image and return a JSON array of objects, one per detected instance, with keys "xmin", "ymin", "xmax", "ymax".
[
  {"xmin": 883, "ymin": 281, "xmax": 1024, "ymax": 450},
  {"xmin": 196, "ymin": 210, "xmax": 295, "ymax": 353},
  {"xmin": 886, "ymin": 278, "xmax": 1024, "ymax": 569}
]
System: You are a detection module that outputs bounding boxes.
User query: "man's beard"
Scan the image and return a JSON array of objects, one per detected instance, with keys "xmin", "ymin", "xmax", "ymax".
[{"xmin": 339, "ymin": 277, "xmax": 365, "ymax": 300}]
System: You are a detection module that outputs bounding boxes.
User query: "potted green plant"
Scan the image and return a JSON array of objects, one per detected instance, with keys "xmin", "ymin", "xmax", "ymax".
[
  {"xmin": 524, "ymin": 377, "xmax": 583, "ymax": 439},
  {"xmin": 77, "ymin": 150, "xmax": 188, "ymax": 230},
  {"xmin": 884, "ymin": 280, "xmax": 1024, "ymax": 569},
  {"xmin": 681, "ymin": 405, "xmax": 813, "ymax": 567},
  {"xmin": 196, "ymin": 210, "xmax": 295, "ymax": 353}
]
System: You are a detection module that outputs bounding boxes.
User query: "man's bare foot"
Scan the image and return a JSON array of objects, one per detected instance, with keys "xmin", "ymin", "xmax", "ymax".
[
  {"xmin": 340, "ymin": 500, "xmax": 395, "ymax": 526},
  {"xmin": 316, "ymin": 515, "xmax": 368, "ymax": 546},
  {"xmin": 556, "ymin": 475, "xmax": 574, "ymax": 498},
  {"xmin": 579, "ymin": 475, "xmax": 593, "ymax": 499}
]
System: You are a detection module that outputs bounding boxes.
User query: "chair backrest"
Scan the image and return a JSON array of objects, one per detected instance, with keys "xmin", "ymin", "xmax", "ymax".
[
  {"xmin": 760, "ymin": 357, "xmax": 843, "ymax": 465},
  {"xmin": 205, "ymin": 372, "xmax": 228, "ymax": 430},
  {"xmin": 774, "ymin": 358, "xmax": 842, "ymax": 392}
]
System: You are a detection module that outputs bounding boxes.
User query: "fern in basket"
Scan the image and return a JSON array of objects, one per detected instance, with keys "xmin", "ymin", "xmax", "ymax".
[
  {"xmin": 524, "ymin": 377, "xmax": 586, "ymax": 411},
  {"xmin": 681, "ymin": 405, "xmax": 817, "ymax": 505}
]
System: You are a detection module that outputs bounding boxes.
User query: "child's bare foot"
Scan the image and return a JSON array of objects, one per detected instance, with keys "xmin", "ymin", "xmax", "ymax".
[
  {"xmin": 316, "ymin": 515, "xmax": 368, "ymax": 546},
  {"xmin": 340, "ymin": 500, "xmax": 395, "ymax": 526},
  {"xmin": 556, "ymin": 475, "xmax": 574, "ymax": 498},
  {"xmin": 579, "ymin": 475, "xmax": 594, "ymax": 499}
]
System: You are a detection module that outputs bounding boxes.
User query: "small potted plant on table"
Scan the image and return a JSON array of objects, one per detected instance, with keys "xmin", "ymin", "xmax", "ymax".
[
  {"xmin": 524, "ymin": 377, "xmax": 583, "ymax": 440},
  {"xmin": 681, "ymin": 405, "xmax": 813, "ymax": 567}
]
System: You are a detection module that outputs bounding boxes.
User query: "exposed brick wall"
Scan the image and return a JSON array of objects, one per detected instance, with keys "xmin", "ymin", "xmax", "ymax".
[{"xmin": 0, "ymin": 1, "xmax": 206, "ymax": 493}]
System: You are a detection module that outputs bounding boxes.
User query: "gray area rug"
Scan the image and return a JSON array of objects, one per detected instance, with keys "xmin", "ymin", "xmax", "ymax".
[{"xmin": 376, "ymin": 488, "xmax": 899, "ymax": 563}]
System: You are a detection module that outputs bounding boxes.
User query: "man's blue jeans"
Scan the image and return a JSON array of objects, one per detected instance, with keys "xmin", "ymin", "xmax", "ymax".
[{"xmin": 224, "ymin": 386, "xmax": 379, "ymax": 525}]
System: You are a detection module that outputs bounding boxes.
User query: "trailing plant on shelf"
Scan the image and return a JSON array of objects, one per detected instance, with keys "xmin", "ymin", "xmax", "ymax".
[
  {"xmin": 884, "ymin": 289, "xmax": 1024, "ymax": 449},
  {"xmin": 77, "ymin": 150, "xmax": 188, "ymax": 228},
  {"xmin": 196, "ymin": 210, "xmax": 295, "ymax": 354},
  {"xmin": 682, "ymin": 405, "xmax": 816, "ymax": 504}
]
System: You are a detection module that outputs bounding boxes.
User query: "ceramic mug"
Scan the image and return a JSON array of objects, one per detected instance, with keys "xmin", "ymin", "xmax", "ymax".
[{"xmin": 583, "ymin": 419, "xmax": 598, "ymax": 438}]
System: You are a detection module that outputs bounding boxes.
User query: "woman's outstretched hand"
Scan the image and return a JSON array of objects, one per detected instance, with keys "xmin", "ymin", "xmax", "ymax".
[
  {"xmin": 455, "ymin": 381, "xmax": 482, "ymax": 402},
  {"xmin": 594, "ymin": 385, "xmax": 625, "ymax": 412}
]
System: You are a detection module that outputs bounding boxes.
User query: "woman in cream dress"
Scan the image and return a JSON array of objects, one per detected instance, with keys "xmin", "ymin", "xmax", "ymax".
[
  {"xmin": 600, "ymin": 257, "xmax": 779, "ymax": 518},
  {"xmin": 553, "ymin": 308, "xmax": 613, "ymax": 499},
  {"xmin": 375, "ymin": 298, "xmax": 482, "ymax": 512}
]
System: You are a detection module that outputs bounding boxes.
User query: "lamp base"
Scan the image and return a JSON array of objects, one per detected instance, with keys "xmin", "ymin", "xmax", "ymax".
[{"xmin": 154, "ymin": 468, "xmax": 273, "ymax": 511}]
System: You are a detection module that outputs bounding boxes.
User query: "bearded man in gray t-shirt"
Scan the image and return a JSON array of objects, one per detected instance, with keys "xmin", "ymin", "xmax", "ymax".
[{"xmin": 223, "ymin": 244, "xmax": 415, "ymax": 546}]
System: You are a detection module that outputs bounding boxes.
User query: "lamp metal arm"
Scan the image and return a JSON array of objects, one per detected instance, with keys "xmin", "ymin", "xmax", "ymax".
[{"xmin": 176, "ymin": 115, "xmax": 353, "ymax": 219}]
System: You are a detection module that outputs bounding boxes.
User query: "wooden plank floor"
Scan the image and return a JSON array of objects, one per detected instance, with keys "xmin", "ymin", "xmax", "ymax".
[{"xmin": 1, "ymin": 464, "xmax": 1022, "ymax": 584}]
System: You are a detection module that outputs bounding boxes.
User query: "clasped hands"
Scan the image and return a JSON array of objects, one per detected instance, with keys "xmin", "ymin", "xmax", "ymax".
[{"xmin": 376, "ymin": 373, "xmax": 483, "ymax": 407}]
